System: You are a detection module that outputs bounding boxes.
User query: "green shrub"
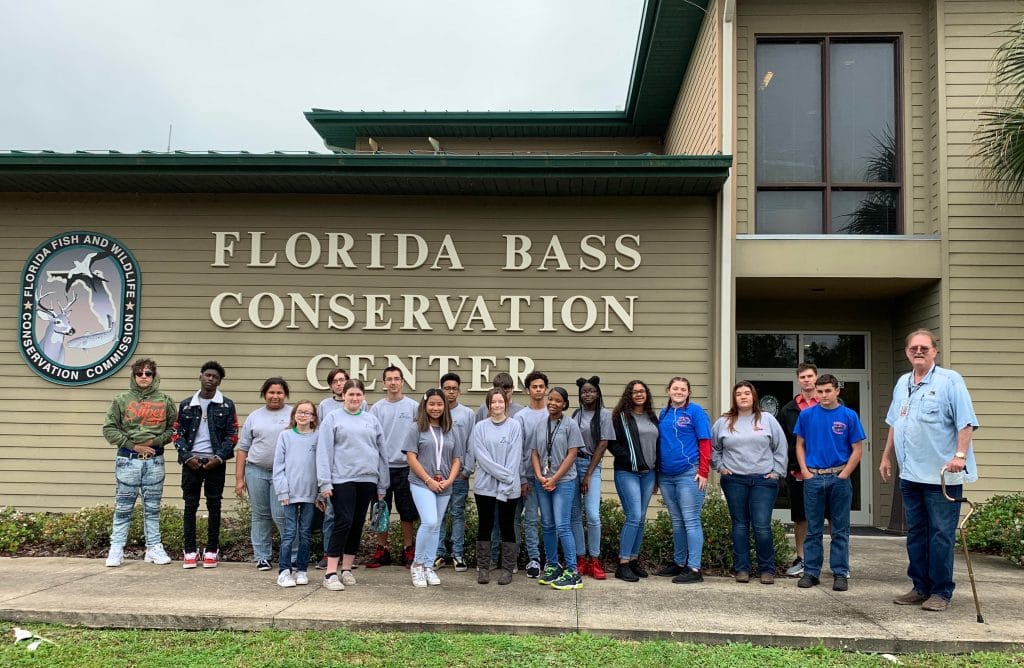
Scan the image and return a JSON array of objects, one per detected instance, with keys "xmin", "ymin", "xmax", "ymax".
[
  {"xmin": 0, "ymin": 506, "xmax": 40, "ymax": 553},
  {"xmin": 965, "ymin": 493, "xmax": 1024, "ymax": 567}
]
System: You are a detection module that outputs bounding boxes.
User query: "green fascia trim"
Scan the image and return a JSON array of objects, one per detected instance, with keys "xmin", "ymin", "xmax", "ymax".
[
  {"xmin": 0, "ymin": 152, "xmax": 732, "ymax": 195},
  {"xmin": 305, "ymin": 0, "xmax": 710, "ymax": 149},
  {"xmin": 0, "ymin": 152, "xmax": 730, "ymax": 171}
]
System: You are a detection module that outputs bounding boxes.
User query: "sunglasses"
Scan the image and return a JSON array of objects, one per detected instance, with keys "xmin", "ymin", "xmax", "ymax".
[
  {"xmin": 134, "ymin": 371, "xmax": 155, "ymax": 377},
  {"xmin": 907, "ymin": 346, "xmax": 932, "ymax": 354}
]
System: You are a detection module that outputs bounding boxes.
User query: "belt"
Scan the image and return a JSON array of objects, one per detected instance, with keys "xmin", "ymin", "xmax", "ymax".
[
  {"xmin": 117, "ymin": 448, "xmax": 161, "ymax": 460},
  {"xmin": 807, "ymin": 464, "xmax": 846, "ymax": 475}
]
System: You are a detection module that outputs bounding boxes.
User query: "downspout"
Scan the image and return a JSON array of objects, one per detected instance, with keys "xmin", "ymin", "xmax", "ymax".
[{"xmin": 718, "ymin": 0, "xmax": 736, "ymax": 414}]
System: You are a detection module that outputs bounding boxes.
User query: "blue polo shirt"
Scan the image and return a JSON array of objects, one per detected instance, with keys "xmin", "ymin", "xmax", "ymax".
[
  {"xmin": 794, "ymin": 404, "xmax": 865, "ymax": 469},
  {"xmin": 885, "ymin": 364, "xmax": 980, "ymax": 485}
]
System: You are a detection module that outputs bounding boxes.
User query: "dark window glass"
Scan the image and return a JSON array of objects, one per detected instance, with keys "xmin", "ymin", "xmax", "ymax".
[
  {"xmin": 829, "ymin": 43, "xmax": 896, "ymax": 182},
  {"xmin": 737, "ymin": 333, "xmax": 798, "ymax": 368},
  {"xmin": 802, "ymin": 334, "xmax": 866, "ymax": 368},
  {"xmin": 755, "ymin": 37, "xmax": 901, "ymax": 234},
  {"xmin": 756, "ymin": 191, "xmax": 823, "ymax": 234},
  {"xmin": 756, "ymin": 43, "xmax": 822, "ymax": 183},
  {"xmin": 831, "ymin": 190, "xmax": 898, "ymax": 235}
]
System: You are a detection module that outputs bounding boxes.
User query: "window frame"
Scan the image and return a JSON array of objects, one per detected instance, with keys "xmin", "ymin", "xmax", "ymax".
[{"xmin": 754, "ymin": 34, "xmax": 904, "ymax": 235}]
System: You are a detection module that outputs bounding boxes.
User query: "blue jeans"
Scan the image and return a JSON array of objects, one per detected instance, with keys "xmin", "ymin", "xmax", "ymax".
[
  {"xmin": 435, "ymin": 475, "xmax": 469, "ymax": 560},
  {"xmin": 410, "ymin": 484, "xmax": 452, "ymax": 566},
  {"xmin": 245, "ymin": 463, "xmax": 285, "ymax": 562},
  {"xmin": 535, "ymin": 478, "xmax": 578, "ymax": 569},
  {"xmin": 279, "ymin": 502, "xmax": 314, "ymax": 573},
  {"xmin": 803, "ymin": 473, "xmax": 852, "ymax": 578},
  {"xmin": 613, "ymin": 469, "xmax": 656, "ymax": 560},
  {"xmin": 900, "ymin": 478, "xmax": 961, "ymax": 601},
  {"xmin": 720, "ymin": 473, "xmax": 779, "ymax": 574},
  {"xmin": 110, "ymin": 455, "xmax": 165, "ymax": 548},
  {"xmin": 322, "ymin": 500, "xmax": 333, "ymax": 554},
  {"xmin": 660, "ymin": 467, "xmax": 705, "ymax": 569},
  {"xmin": 571, "ymin": 458, "xmax": 602, "ymax": 558}
]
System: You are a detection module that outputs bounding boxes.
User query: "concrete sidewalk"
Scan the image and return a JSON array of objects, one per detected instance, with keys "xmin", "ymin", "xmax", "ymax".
[{"xmin": 1, "ymin": 536, "xmax": 1021, "ymax": 654}]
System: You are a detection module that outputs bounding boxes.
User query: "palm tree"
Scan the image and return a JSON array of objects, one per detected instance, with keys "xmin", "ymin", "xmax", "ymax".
[{"xmin": 976, "ymin": 17, "xmax": 1024, "ymax": 195}]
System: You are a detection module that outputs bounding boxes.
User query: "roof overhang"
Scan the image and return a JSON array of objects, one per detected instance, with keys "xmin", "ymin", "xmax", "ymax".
[
  {"xmin": 305, "ymin": 0, "xmax": 710, "ymax": 149},
  {"xmin": 0, "ymin": 152, "xmax": 731, "ymax": 196}
]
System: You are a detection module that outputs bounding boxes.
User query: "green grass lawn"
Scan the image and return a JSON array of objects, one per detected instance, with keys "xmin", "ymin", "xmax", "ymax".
[{"xmin": 2, "ymin": 626, "xmax": 1023, "ymax": 668}]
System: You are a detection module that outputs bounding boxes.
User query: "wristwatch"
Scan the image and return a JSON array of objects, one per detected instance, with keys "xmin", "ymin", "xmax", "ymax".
[{"xmin": 954, "ymin": 452, "xmax": 966, "ymax": 460}]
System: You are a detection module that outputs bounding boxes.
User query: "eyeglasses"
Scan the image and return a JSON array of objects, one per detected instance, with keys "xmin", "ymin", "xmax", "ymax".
[
  {"xmin": 907, "ymin": 346, "xmax": 932, "ymax": 354},
  {"xmin": 134, "ymin": 371, "xmax": 154, "ymax": 377},
  {"xmin": 295, "ymin": 411, "xmax": 315, "ymax": 416},
  {"xmin": 631, "ymin": 390, "xmax": 647, "ymax": 396}
]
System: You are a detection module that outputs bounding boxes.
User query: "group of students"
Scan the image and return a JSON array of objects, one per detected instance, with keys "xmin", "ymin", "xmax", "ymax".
[{"xmin": 103, "ymin": 357, "xmax": 866, "ymax": 595}]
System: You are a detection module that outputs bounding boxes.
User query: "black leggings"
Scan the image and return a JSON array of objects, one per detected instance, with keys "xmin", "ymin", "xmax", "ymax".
[
  {"xmin": 475, "ymin": 493, "xmax": 517, "ymax": 543},
  {"xmin": 328, "ymin": 481, "xmax": 376, "ymax": 557}
]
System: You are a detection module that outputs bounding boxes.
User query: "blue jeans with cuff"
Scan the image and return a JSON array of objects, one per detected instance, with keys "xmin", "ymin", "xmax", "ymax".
[{"xmin": 279, "ymin": 502, "xmax": 314, "ymax": 573}]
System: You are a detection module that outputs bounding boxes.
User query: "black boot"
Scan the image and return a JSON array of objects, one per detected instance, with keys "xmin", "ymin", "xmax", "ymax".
[
  {"xmin": 498, "ymin": 542, "xmax": 517, "ymax": 585},
  {"xmin": 476, "ymin": 541, "xmax": 492, "ymax": 584}
]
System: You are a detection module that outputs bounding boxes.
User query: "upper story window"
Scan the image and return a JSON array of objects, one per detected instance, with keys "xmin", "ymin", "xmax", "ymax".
[{"xmin": 755, "ymin": 37, "xmax": 901, "ymax": 234}]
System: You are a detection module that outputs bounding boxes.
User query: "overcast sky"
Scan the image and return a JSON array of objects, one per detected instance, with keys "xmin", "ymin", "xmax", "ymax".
[{"xmin": 1, "ymin": 1, "xmax": 644, "ymax": 153}]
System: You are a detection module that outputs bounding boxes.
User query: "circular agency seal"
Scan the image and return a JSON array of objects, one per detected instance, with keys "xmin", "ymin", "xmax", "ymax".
[{"xmin": 18, "ymin": 231, "xmax": 141, "ymax": 386}]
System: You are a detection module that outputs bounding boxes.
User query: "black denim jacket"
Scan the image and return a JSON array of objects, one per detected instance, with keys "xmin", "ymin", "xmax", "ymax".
[{"xmin": 171, "ymin": 395, "xmax": 238, "ymax": 464}]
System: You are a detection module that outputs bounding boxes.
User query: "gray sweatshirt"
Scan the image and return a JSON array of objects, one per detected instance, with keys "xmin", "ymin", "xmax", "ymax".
[
  {"xmin": 370, "ymin": 396, "xmax": 419, "ymax": 467},
  {"xmin": 273, "ymin": 428, "xmax": 319, "ymax": 504},
  {"xmin": 449, "ymin": 403, "xmax": 476, "ymax": 475},
  {"xmin": 316, "ymin": 409, "xmax": 390, "ymax": 496},
  {"xmin": 711, "ymin": 413, "xmax": 788, "ymax": 477},
  {"xmin": 468, "ymin": 418, "xmax": 523, "ymax": 501},
  {"xmin": 237, "ymin": 405, "xmax": 292, "ymax": 470}
]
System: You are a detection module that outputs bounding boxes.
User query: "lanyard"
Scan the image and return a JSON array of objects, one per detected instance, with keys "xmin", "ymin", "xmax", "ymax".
[
  {"xmin": 429, "ymin": 426, "xmax": 445, "ymax": 477},
  {"xmin": 544, "ymin": 417, "xmax": 562, "ymax": 475}
]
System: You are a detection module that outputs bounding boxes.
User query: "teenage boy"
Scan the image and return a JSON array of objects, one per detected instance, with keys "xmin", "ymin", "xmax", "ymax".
[
  {"xmin": 794, "ymin": 374, "xmax": 864, "ymax": 592},
  {"xmin": 433, "ymin": 372, "xmax": 476, "ymax": 571},
  {"xmin": 513, "ymin": 371, "xmax": 549, "ymax": 577},
  {"xmin": 103, "ymin": 357, "xmax": 177, "ymax": 567},
  {"xmin": 778, "ymin": 363, "xmax": 819, "ymax": 576},
  {"xmin": 366, "ymin": 365, "xmax": 420, "ymax": 567},
  {"xmin": 173, "ymin": 361, "xmax": 238, "ymax": 569}
]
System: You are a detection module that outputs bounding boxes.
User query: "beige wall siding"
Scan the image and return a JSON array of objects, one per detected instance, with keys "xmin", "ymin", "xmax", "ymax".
[
  {"xmin": 355, "ymin": 137, "xmax": 665, "ymax": 155},
  {"xmin": 941, "ymin": 0, "xmax": 1024, "ymax": 501},
  {"xmin": 736, "ymin": 300, "xmax": 895, "ymax": 526},
  {"xmin": 665, "ymin": 0, "xmax": 722, "ymax": 155},
  {"xmin": 0, "ymin": 194, "xmax": 714, "ymax": 512},
  {"xmin": 734, "ymin": 0, "xmax": 929, "ymax": 235}
]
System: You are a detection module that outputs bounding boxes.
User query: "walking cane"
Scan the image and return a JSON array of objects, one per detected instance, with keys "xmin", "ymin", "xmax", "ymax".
[{"xmin": 939, "ymin": 466, "xmax": 985, "ymax": 623}]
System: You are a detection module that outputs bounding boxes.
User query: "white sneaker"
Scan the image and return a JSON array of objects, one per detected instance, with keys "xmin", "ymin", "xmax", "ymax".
[
  {"xmin": 105, "ymin": 546, "xmax": 124, "ymax": 567},
  {"xmin": 144, "ymin": 543, "xmax": 172, "ymax": 565},
  {"xmin": 340, "ymin": 570, "xmax": 356, "ymax": 586},
  {"xmin": 425, "ymin": 567, "xmax": 441, "ymax": 586},
  {"xmin": 411, "ymin": 565, "xmax": 428, "ymax": 588},
  {"xmin": 277, "ymin": 570, "xmax": 296, "ymax": 588},
  {"xmin": 294, "ymin": 571, "xmax": 309, "ymax": 585},
  {"xmin": 323, "ymin": 573, "xmax": 345, "ymax": 591}
]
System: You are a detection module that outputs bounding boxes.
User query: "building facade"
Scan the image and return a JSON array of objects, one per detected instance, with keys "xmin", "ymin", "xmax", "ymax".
[{"xmin": 1, "ymin": 0, "xmax": 1019, "ymax": 524}]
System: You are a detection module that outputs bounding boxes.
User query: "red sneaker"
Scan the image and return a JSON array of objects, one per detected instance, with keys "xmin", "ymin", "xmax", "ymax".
[
  {"xmin": 364, "ymin": 546, "xmax": 391, "ymax": 569},
  {"xmin": 589, "ymin": 558, "xmax": 607, "ymax": 580},
  {"xmin": 182, "ymin": 551, "xmax": 198, "ymax": 570},
  {"xmin": 576, "ymin": 556, "xmax": 590, "ymax": 577},
  {"xmin": 202, "ymin": 550, "xmax": 219, "ymax": 568}
]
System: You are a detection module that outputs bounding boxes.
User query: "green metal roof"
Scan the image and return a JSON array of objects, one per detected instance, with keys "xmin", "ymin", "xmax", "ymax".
[
  {"xmin": 305, "ymin": 0, "xmax": 710, "ymax": 149},
  {"xmin": 0, "ymin": 151, "xmax": 731, "ymax": 196}
]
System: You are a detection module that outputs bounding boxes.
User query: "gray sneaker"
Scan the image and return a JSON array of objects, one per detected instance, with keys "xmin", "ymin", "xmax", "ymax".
[
  {"xmin": 785, "ymin": 557, "xmax": 804, "ymax": 577},
  {"xmin": 324, "ymin": 573, "xmax": 345, "ymax": 591}
]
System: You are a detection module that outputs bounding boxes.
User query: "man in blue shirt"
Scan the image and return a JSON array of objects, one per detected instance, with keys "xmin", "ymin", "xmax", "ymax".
[
  {"xmin": 794, "ymin": 374, "xmax": 864, "ymax": 592},
  {"xmin": 880, "ymin": 329, "xmax": 980, "ymax": 612}
]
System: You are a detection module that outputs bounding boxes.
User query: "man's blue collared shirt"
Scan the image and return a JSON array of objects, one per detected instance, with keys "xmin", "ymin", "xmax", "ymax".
[{"xmin": 885, "ymin": 364, "xmax": 979, "ymax": 485}]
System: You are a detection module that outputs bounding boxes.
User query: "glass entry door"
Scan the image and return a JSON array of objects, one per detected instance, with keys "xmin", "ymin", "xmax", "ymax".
[{"xmin": 737, "ymin": 332, "xmax": 872, "ymax": 526}]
